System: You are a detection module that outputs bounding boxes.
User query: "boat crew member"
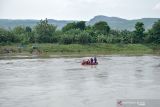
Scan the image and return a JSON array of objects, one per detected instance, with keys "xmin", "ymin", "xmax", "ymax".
[
  {"xmin": 90, "ymin": 58, "xmax": 93, "ymax": 64},
  {"xmin": 94, "ymin": 57, "xmax": 97, "ymax": 63}
]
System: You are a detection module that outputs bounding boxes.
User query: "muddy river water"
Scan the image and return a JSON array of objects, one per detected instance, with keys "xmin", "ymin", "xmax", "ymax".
[{"xmin": 0, "ymin": 55, "xmax": 160, "ymax": 107}]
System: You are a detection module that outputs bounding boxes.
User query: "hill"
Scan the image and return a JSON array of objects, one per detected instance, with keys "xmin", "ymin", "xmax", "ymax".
[
  {"xmin": 0, "ymin": 19, "xmax": 73, "ymax": 29},
  {"xmin": 87, "ymin": 15, "xmax": 160, "ymax": 30},
  {"xmin": 0, "ymin": 15, "xmax": 159, "ymax": 30}
]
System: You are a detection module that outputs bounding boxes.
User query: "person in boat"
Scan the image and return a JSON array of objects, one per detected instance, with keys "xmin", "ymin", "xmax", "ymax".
[
  {"xmin": 94, "ymin": 56, "xmax": 97, "ymax": 64},
  {"xmin": 82, "ymin": 57, "xmax": 98, "ymax": 65},
  {"xmin": 90, "ymin": 58, "xmax": 93, "ymax": 64},
  {"xmin": 86, "ymin": 59, "xmax": 89, "ymax": 64}
]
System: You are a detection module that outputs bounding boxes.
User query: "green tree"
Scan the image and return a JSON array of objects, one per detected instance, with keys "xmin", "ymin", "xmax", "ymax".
[
  {"xmin": 25, "ymin": 26, "xmax": 32, "ymax": 32},
  {"xmin": 85, "ymin": 26, "xmax": 97, "ymax": 43},
  {"xmin": 60, "ymin": 34, "xmax": 74, "ymax": 44},
  {"xmin": 12, "ymin": 26, "xmax": 26, "ymax": 35},
  {"xmin": 62, "ymin": 22, "xmax": 77, "ymax": 32},
  {"xmin": 78, "ymin": 31, "xmax": 91, "ymax": 44},
  {"xmin": 96, "ymin": 34, "xmax": 106, "ymax": 43},
  {"xmin": 52, "ymin": 30, "xmax": 63, "ymax": 43},
  {"xmin": 23, "ymin": 26, "xmax": 35, "ymax": 44},
  {"xmin": 35, "ymin": 19, "xmax": 56, "ymax": 43},
  {"xmin": 0, "ymin": 28, "xmax": 8, "ymax": 43},
  {"xmin": 148, "ymin": 20, "xmax": 160, "ymax": 43},
  {"xmin": 93, "ymin": 21, "xmax": 110, "ymax": 35},
  {"xmin": 76, "ymin": 21, "xmax": 86, "ymax": 30},
  {"xmin": 62, "ymin": 21, "xmax": 86, "ymax": 32},
  {"xmin": 120, "ymin": 30, "xmax": 133, "ymax": 44},
  {"xmin": 12, "ymin": 26, "xmax": 26, "ymax": 43},
  {"xmin": 0, "ymin": 28, "xmax": 18, "ymax": 43},
  {"xmin": 133, "ymin": 22, "xmax": 145, "ymax": 43}
]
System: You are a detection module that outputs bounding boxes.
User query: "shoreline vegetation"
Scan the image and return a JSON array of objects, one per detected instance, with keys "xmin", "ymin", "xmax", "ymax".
[
  {"xmin": 0, "ymin": 19, "xmax": 160, "ymax": 59},
  {"xmin": 0, "ymin": 43, "xmax": 160, "ymax": 59}
]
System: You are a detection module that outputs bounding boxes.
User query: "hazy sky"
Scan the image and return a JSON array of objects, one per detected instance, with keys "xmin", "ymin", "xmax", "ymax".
[{"xmin": 0, "ymin": 0, "xmax": 160, "ymax": 20}]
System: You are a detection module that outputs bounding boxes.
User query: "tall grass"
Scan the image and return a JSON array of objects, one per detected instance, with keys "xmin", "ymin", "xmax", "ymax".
[{"xmin": 0, "ymin": 43, "xmax": 158, "ymax": 56}]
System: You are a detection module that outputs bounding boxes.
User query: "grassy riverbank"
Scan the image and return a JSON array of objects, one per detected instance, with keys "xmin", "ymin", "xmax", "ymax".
[{"xmin": 0, "ymin": 43, "xmax": 160, "ymax": 57}]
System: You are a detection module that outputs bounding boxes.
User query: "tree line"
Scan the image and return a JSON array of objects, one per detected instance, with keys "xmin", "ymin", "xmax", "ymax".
[{"xmin": 0, "ymin": 18, "xmax": 160, "ymax": 45}]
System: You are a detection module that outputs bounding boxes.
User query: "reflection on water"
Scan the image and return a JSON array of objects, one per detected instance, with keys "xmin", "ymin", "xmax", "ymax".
[{"xmin": 0, "ymin": 55, "xmax": 160, "ymax": 107}]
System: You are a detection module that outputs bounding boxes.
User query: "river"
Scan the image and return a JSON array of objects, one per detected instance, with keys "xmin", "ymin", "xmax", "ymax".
[{"xmin": 0, "ymin": 55, "xmax": 160, "ymax": 107}]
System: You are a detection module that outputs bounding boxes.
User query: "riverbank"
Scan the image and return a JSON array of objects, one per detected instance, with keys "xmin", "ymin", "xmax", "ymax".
[{"xmin": 0, "ymin": 43, "xmax": 160, "ymax": 58}]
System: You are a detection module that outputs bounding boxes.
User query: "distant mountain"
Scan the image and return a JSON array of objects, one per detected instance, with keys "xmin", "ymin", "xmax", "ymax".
[
  {"xmin": 87, "ymin": 15, "xmax": 160, "ymax": 30},
  {"xmin": 0, "ymin": 15, "xmax": 159, "ymax": 30},
  {"xmin": 0, "ymin": 19, "xmax": 74, "ymax": 29}
]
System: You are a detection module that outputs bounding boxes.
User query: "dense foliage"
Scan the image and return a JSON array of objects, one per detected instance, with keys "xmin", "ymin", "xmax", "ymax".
[{"xmin": 0, "ymin": 19, "xmax": 160, "ymax": 44}]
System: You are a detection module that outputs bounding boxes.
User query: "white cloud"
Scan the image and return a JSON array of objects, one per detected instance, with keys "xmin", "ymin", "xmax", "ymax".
[
  {"xmin": 153, "ymin": 2, "xmax": 160, "ymax": 10},
  {"xmin": 0, "ymin": 0, "xmax": 160, "ymax": 20}
]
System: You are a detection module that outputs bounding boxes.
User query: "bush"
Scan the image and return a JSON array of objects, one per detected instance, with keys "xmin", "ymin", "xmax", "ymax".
[
  {"xmin": 60, "ymin": 34, "xmax": 74, "ymax": 44},
  {"xmin": 77, "ymin": 31, "xmax": 91, "ymax": 44}
]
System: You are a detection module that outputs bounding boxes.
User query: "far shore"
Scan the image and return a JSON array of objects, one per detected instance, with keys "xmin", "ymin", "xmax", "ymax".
[
  {"xmin": 1, "ymin": 53, "xmax": 160, "ymax": 60},
  {"xmin": 0, "ymin": 43, "xmax": 160, "ymax": 59}
]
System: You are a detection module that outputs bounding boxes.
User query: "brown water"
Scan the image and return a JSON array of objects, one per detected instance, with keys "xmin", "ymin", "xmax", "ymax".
[{"xmin": 0, "ymin": 55, "xmax": 160, "ymax": 107}]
